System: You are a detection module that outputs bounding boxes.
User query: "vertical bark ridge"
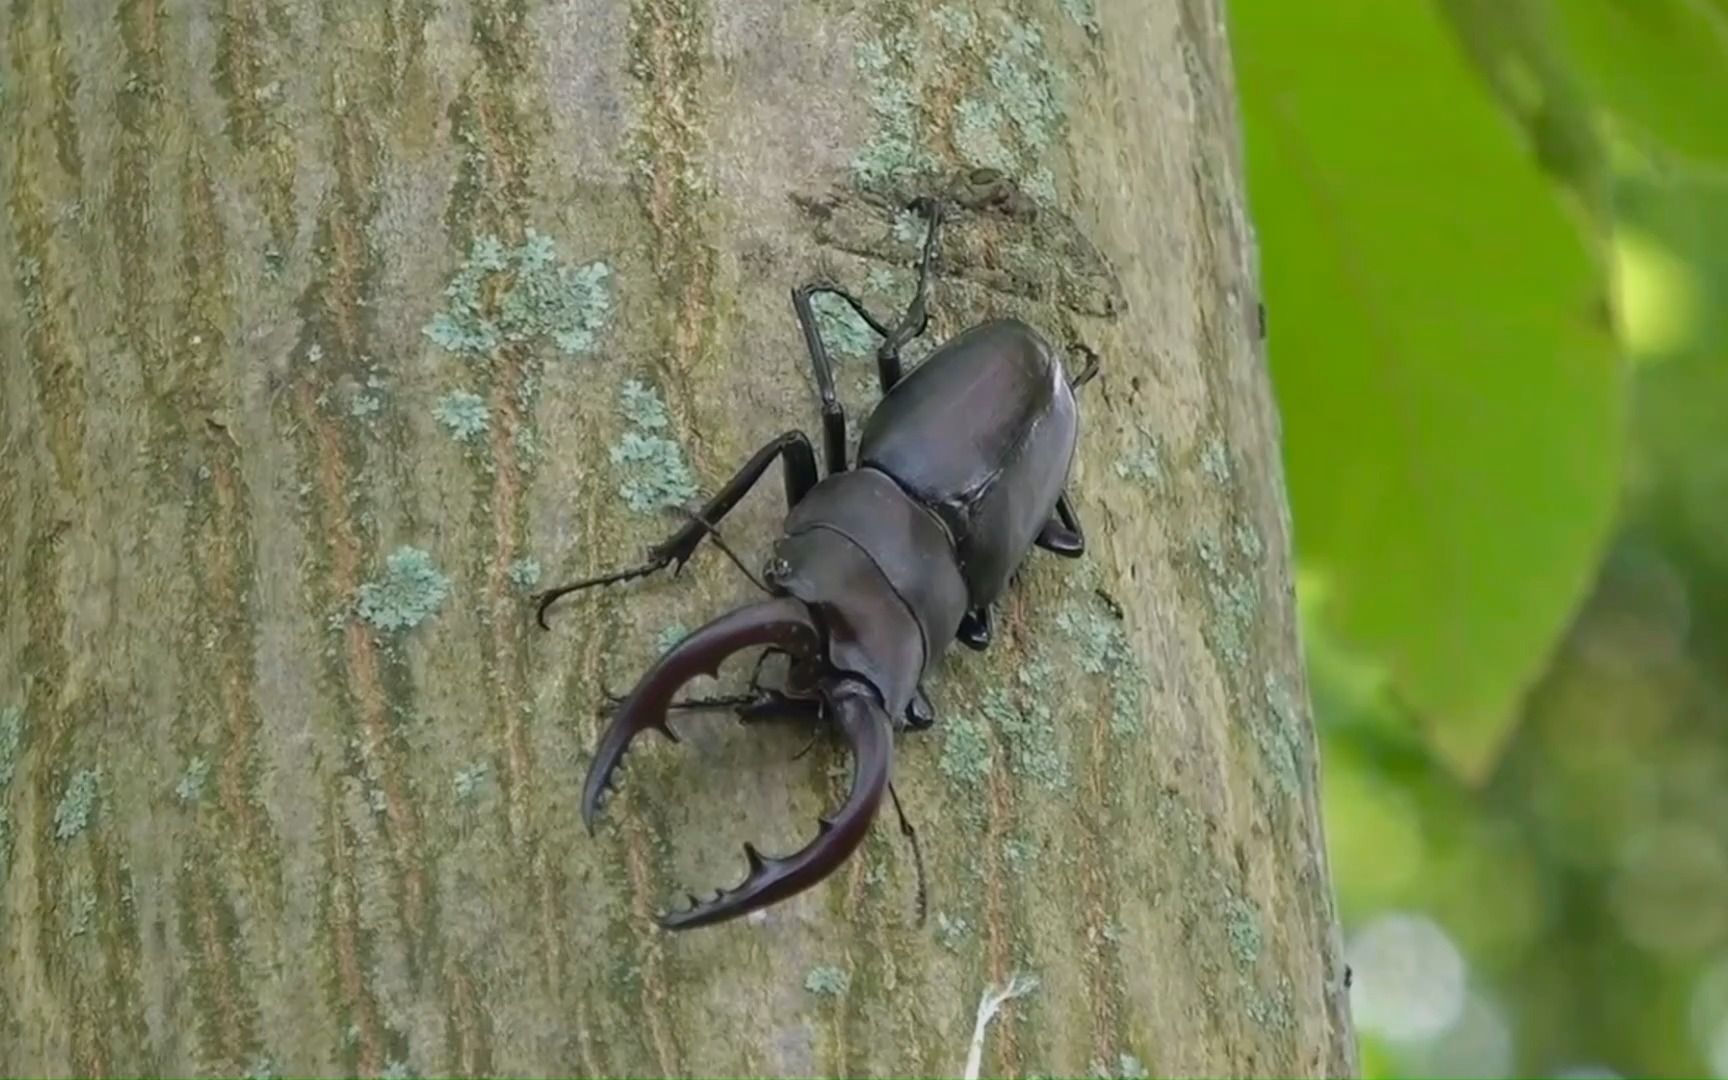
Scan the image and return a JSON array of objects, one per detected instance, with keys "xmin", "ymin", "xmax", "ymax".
[
  {"xmin": 317, "ymin": 787, "xmax": 395, "ymax": 1075},
  {"xmin": 211, "ymin": 0, "xmax": 296, "ymax": 250},
  {"xmin": 7, "ymin": 7, "xmax": 88, "ymax": 500},
  {"xmin": 5, "ymin": 4, "xmax": 94, "ymax": 1069},
  {"xmin": 177, "ymin": 842, "xmax": 264, "ymax": 1071}
]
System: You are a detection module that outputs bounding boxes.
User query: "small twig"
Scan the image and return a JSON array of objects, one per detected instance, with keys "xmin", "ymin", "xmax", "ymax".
[{"xmin": 962, "ymin": 972, "xmax": 1038, "ymax": 1080}]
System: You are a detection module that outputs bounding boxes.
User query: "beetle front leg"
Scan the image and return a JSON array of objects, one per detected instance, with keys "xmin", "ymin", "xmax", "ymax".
[{"xmin": 535, "ymin": 430, "xmax": 820, "ymax": 627}]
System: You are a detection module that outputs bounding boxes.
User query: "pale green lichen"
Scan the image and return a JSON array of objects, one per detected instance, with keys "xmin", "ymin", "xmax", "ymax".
[
  {"xmin": 892, "ymin": 207, "xmax": 927, "ymax": 246},
  {"xmin": 619, "ymin": 378, "xmax": 671, "ymax": 430},
  {"xmin": 939, "ymin": 710, "xmax": 992, "ymax": 787},
  {"xmin": 985, "ymin": 684, "xmax": 1066, "ymax": 790},
  {"xmin": 1200, "ymin": 438, "xmax": 1233, "ymax": 486},
  {"xmin": 1025, "ymin": 165, "xmax": 1058, "ymax": 205},
  {"xmin": 811, "ymin": 292, "xmax": 877, "ymax": 360},
  {"xmin": 1245, "ymin": 982, "xmax": 1296, "ymax": 1032},
  {"xmin": 349, "ymin": 388, "xmax": 384, "ymax": 420},
  {"xmin": 55, "ymin": 767, "xmax": 101, "ymax": 841},
  {"xmin": 356, "ymin": 546, "xmax": 451, "ymax": 632},
  {"xmin": 933, "ymin": 4, "xmax": 977, "ymax": 39},
  {"xmin": 453, "ymin": 762, "xmax": 489, "ymax": 802},
  {"xmin": 1115, "ymin": 427, "xmax": 1164, "ymax": 485},
  {"xmin": 937, "ymin": 910, "xmax": 972, "ymax": 951},
  {"xmin": 1196, "ymin": 536, "xmax": 1259, "ymax": 669},
  {"xmin": 986, "ymin": 20, "xmax": 1063, "ymax": 153},
  {"xmin": 175, "ymin": 756, "xmax": 209, "ymax": 803},
  {"xmin": 610, "ymin": 380, "xmax": 697, "ymax": 514},
  {"xmin": 422, "ymin": 229, "xmax": 613, "ymax": 359},
  {"xmin": 955, "ymin": 98, "xmax": 1017, "ymax": 173},
  {"xmin": 244, "ymin": 1056, "xmax": 278, "ymax": 1080},
  {"xmin": 1062, "ymin": 0, "xmax": 1100, "ymax": 35},
  {"xmin": 1055, "ymin": 602, "xmax": 1149, "ymax": 736},
  {"xmin": 506, "ymin": 557, "xmax": 542, "ymax": 589},
  {"xmin": 379, "ymin": 1058, "xmax": 415, "ymax": 1080},
  {"xmin": 1256, "ymin": 674, "xmax": 1303, "ymax": 798},
  {"xmin": 865, "ymin": 266, "xmax": 901, "ymax": 298},
  {"xmin": 0, "ymin": 705, "xmax": 21, "ymax": 790},
  {"xmin": 851, "ymin": 31, "xmax": 938, "ymax": 186},
  {"xmin": 1235, "ymin": 522, "xmax": 1263, "ymax": 562},
  {"xmin": 804, "ymin": 965, "xmax": 851, "ymax": 996},
  {"xmin": 654, "ymin": 623, "xmax": 689, "ymax": 654},
  {"xmin": 433, "ymin": 390, "xmax": 490, "ymax": 442},
  {"xmin": 1225, "ymin": 891, "xmax": 1263, "ymax": 970},
  {"xmin": 856, "ymin": 11, "xmax": 1069, "ymax": 204}
]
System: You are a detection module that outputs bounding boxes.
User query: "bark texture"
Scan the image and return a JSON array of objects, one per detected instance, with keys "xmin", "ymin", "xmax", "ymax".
[{"xmin": 0, "ymin": 0, "xmax": 1355, "ymax": 1074}]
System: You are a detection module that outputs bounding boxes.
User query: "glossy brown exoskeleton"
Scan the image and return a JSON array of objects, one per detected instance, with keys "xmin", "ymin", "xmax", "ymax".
[{"xmin": 535, "ymin": 197, "xmax": 1096, "ymax": 928}]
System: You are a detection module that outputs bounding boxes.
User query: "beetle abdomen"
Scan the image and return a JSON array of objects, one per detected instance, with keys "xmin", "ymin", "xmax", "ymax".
[{"xmin": 859, "ymin": 318, "xmax": 1078, "ymax": 604}]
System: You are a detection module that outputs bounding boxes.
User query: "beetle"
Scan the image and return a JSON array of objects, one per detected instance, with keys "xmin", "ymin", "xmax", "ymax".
[{"xmin": 535, "ymin": 195, "xmax": 1097, "ymax": 929}]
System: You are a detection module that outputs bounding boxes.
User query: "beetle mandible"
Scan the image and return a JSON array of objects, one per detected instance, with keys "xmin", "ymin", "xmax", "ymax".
[{"xmin": 535, "ymin": 195, "xmax": 1098, "ymax": 929}]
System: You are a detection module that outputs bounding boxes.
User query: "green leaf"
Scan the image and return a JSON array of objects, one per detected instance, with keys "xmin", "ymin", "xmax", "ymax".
[
  {"xmin": 1231, "ymin": 0, "xmax": 1626, "ymax": 780},
  {"xmin": 1549, "ymin": 0, "xmax": 1728, "ymax": 167}
]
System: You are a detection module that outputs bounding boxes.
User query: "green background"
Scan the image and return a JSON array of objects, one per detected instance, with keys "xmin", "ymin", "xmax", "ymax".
[{"xmin": 1230, "ymin": 0, "xmax": 1728, "ymax": 1074}]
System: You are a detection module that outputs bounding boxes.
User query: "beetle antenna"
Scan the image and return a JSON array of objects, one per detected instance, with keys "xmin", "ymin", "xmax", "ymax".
[
  {"xmin": 888, "ymin": 781, "xmax": 929, "ymax": 926},
  {"xmin": 675, "ymin": 506, "xmax": 772, "ymax": 596}
]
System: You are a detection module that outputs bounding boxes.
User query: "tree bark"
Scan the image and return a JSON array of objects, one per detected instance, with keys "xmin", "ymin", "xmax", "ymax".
[{"xmin": 0, "ymin": 0, "xmax": 1354, "ymax": 1075}]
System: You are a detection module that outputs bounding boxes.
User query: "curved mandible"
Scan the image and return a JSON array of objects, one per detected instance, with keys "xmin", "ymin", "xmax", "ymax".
[
  {"xmin": 658, "ymin": 679, "xmax": 893, "ymax": 929},
  {"xmin": 580, "ymin": 597, "xmax": 822, "ymax": 830}
]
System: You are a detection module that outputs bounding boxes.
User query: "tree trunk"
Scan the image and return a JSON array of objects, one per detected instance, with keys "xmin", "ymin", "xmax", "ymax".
[{"xmin": 0, "ymin": 0, "xmax": 1354, "ymax": 1074}]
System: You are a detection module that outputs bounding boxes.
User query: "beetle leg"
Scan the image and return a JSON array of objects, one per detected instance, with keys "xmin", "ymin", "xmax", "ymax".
[
  {"xmin": 656, "ymin": 677, "xmax": 893, "ymax": 929},
  {"xmin": 875, "ymin": 196, "xmax": 946, "ymax": 393},
  {"xmin": 1034, "ymin": 492, "xmax": 1086, "ymax": 558},
  {"xmin": 535, "ymin": 431, "xmax": 820, "ymax": 628},
  {"xmin": 957, "ymin": 605, "xmax": 993, "ymax": 651},
  {"xmin": 791, "ymin": 283, "xmax": 880, "ymax": 475},
  {"xmin": 789, "ymin": 197, "xmax": 946, "ymax": 471},
  {"xmin": 904, "ymin": 684, "xmax": 936, "ymax": 730}
]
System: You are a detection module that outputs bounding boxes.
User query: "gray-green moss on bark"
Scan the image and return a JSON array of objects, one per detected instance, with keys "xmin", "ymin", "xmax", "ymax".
[{"xmin": 0, "ymin": 0, "xmax": 1355, "ymax": 1074}]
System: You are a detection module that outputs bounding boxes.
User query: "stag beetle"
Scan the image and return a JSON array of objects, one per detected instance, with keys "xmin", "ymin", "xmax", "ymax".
[{"xmin": 535, "ymin": 196, "xmax": 1097, "ymax": 929}]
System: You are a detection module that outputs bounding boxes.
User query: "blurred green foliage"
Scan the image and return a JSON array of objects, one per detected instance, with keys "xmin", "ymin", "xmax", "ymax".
[{"xmin": 1230, "ymin": 0, "xmax": 1728, "ymax": 1074}]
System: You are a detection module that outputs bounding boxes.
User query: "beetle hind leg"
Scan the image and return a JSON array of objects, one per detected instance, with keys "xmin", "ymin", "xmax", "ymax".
[
  {"xmin": 874, "ymin": 196, "xmax": 946, "ymax": 393},
  {"xmin": 957, "ymin": 606, "xmax": 993, "ymax": 651},
  {"xmin": 1035, "ymin": 492, "xmax": 1086, "ymax": 558},
  {"xmin": 905, "ymin": 684, "xmax": 936, "ymax": 730},
  {"xmin": 788, "ymin": 198, "xmax": 946, "ymax": 473}
]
